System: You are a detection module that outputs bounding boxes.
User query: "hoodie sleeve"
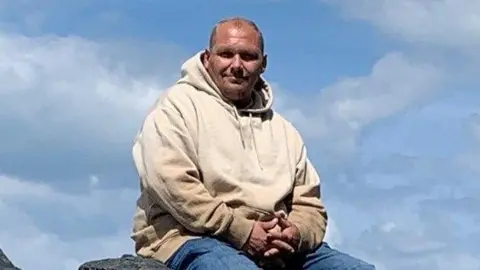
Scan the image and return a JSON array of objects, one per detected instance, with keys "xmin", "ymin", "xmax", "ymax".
[
  {"xmin": 287, "ymin": 145, "xmax": 328, "ymax": 253},
  {"xmin": 137, "ymin": 98, "xmax": 255, "ymax": 250}
]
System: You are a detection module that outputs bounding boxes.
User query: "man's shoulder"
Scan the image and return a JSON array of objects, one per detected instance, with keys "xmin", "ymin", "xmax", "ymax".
[
  {"xmin": 156, "ymin": 83, "xmax": 198, "ymax": 106},
  {"xmin": 149, "ymin": 83, "xmax": 200, "ymax": 114},
  {"xmin": 271, "ymin": 110, "xmax": 300, "ymax": 132},
  {"xmin": 270, "ymin": 110, "xmax": 304, "ymax": 143}
]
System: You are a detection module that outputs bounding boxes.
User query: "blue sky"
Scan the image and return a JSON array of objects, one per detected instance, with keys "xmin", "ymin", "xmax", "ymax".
[{"xmin": 0, "ymin": 1, "xmax": 479, "ymax": 269}]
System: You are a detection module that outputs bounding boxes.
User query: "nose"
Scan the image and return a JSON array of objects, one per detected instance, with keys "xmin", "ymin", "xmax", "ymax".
[
  {"xmin": 232, "ymin": 54, "xmax": 243, "ymax": 67},
  {"xmin": 231, "ymin": 54, "xmax": 243, "ymax": 75}
]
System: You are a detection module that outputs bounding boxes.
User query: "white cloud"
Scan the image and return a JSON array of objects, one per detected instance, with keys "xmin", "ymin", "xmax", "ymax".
[
  {"xmin": 0, "ymin": 2, "xmax": 478, "ymax": 270},
  {"xmin": 323, "ymin": 0, "xmax": 480, "ymax": 50},
  {"xmin": 89, "ymin": 175, "xmax": 100, "ymax": 187},
  {"xmin": 323, "ymin": 218, "xmax": 343, "ymax": 247},
  {"xmin": 469, "ymin": 113, "xmax": 480, "ymax": 140},
  {"xmin": 0, "ymin": 174, "xmax": 137, "ymax": 270},
  {"xmin": 0, "ymin": 28, "xmax": 184, "ymax": 269},
  {"xmin": 0, "ymin": 174, "xmax": 136, "ymax": 216},
  {"xmin": 275, "ymin": 4, "xmax": 480, "ymax": 268},
  {"xmin": 317, "ymin": 52, "xmax": 441, "ymax": 128},
  {"xmin": 456, "ymin": 113, "xmax": 480, "ymax": 174},
  {"xmin": 0, "ymin": 29, "xmax": 187, "ymax": 187},
  {"xmin": 0, "ymin": 32, "xmax": 178, "ymax": 146},
  {"xmin": 278, "ymin": 52, "xmax": 442, "ymax": 158},
  {"xmin": 311, "ymin": 96, "xmax": 480, "ymax": 269}
]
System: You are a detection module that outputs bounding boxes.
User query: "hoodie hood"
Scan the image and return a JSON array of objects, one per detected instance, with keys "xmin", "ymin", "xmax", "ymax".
[{"xmin": 176, "ymin": 51, "xmax": 274, "ymax": 115}]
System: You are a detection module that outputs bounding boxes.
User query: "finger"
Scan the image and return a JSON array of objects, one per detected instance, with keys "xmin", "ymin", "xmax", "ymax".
[
  {"xmin": 283, "ymin": 227, "xmax": 300, "ymax": 243},
  {"xmin": 274, "ymin": 211, "xmax": 287, "ymax": 219},
  {"xmin": 270, "ymin": 239, "xmax": 295, "ymax": 253},
  {"xmin": 277, "ymin": 217, "xmax": 293, "ymax": 228},
  {"xmin": 260, "ymin": 218, "xmax": 278, "ymax": 230},
  {"xmin": 264, "ymin": 247, "xmax": 280, "ymax": 257},
  {"xmin": 266, "ymin": 230, "xmax": 284, "ymax": 240}
]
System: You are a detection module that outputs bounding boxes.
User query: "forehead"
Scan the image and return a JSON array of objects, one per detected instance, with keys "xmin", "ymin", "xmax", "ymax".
[{"xmin": 213, "ymin": 24, "xmax": 262, "ymax": 52}]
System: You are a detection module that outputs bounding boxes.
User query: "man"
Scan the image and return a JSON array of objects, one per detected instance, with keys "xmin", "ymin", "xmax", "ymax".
[{"xmin": 131, "ymin": 17, "xmax": 375, "ymax": 270}]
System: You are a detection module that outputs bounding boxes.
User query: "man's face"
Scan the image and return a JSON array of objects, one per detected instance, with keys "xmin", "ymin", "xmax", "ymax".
[{"xmin": 203, "ymin": 23, "xmax": 266, "ymax": 104}]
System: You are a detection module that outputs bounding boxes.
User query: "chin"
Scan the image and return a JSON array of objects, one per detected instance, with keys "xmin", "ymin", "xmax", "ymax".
[{"xmin": 221, "ymin": 88, "xmax": 249, "ymax": 101}]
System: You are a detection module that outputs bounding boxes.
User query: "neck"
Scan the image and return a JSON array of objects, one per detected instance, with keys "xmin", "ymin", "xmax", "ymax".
[{"xmin": 232, "ymin": 95, "xmax": 253, "ymax": 109}]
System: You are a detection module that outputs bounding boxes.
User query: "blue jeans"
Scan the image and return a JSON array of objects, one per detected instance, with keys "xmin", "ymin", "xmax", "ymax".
[{"xmin": 166, "ymin": 237, "xmax": 375, "ymax": 270}]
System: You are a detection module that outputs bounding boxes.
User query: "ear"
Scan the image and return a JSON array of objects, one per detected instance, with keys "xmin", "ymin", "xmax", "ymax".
[
  {"xmin": 202, "ymin": 49, "xmax": 211, "ymax": 69},
  {"xmin": 261, "ymin": 54, "xmax": 268, "ymax": 74}
]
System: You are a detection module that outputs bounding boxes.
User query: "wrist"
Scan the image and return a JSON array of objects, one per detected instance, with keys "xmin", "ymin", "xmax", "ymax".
[
  {"xmin": 288, "ymin": 222, "xmax": 305, "ymax": 251},
  {"xmin": 223, "ymin": 215, "xmax": 255, "ymax": 250},
  {"xmin": 295, "ymin": 223, "xmax": 308, "ymax": 252}
]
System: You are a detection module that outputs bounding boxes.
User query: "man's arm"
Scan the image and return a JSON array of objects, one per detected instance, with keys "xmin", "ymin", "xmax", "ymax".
[
  {"xmin": 135, "ymin": 101, "xmax": 254, "ymax": 250},
  {"xmin": 287, "ymin": 145, "xmax": 328, "ymax": 253}
]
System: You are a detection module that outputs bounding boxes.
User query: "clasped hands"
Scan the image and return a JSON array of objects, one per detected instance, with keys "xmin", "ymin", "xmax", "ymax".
[{"xmin": 244, "ymin": 213, "xmax": 301, "ymax": 260}]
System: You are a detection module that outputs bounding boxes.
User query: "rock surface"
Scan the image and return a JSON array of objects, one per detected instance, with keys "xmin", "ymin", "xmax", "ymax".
[
  {"xmin": 0, "ymin": 248, "xmax": 170, "ymax": 270},
  {"xmin": 78, "ymin": 254, "xmax": 171, "ymax": 270},
  {"xmin": 0, "ymin": 249, "xmax": 20, "ymax": 270}
]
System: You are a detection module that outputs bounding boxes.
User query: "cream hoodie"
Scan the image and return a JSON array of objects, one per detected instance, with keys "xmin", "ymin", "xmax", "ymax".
[{"xmin": 131, "ymin": 51, "xmax": 328, "ymax": 263}]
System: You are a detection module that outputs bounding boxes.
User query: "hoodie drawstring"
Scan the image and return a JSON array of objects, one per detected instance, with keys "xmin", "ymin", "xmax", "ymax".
[
  {"xmin": 249, "ymin": 112, "xmax": 263, "ymax": 170},
  {"xmin": 283, "ymin": 121, "xmax": 294, "ymax": 179},
  {"xmin": 176, "ymin": 51, "xmax": 274, "ymax": 172},
  {"xmin": 233, "ymin": 107, "xmax": 264, "ymax": 171},
  {"xmin": 233, "ymin": 108, "xmax": 246, "ymax": 149}
]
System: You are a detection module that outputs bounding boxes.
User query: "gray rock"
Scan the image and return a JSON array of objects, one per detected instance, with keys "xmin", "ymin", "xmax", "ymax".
[
  {"xmin": 0, "ymin": 248, "xmax": 20, "ymax": 270},
  {"xmin": 78, "ymin": 254, "xmax": 171, "ymax": 270}
]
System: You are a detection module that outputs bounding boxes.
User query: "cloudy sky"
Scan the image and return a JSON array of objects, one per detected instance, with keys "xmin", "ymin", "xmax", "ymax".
[{"xmin": 0, "ymin": 1, "xmax": 479, "ymax": 269}]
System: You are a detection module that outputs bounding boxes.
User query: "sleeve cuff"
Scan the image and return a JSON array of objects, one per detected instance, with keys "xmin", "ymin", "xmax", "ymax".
[
  {"xmin": 223, "ymin": 215, "xmax": 255, "ymax": 250},
  {"xmin": 293, "ymin": 222, "xmax": 310, "ymax": 252}
]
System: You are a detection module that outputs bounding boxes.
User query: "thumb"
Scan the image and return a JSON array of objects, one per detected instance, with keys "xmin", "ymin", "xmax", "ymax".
[
  {"xmin": 259, "ymin": 218, "xmax": 278, "ymax": 229},
  {"xmin": 277, "ymin": 217, "xmax": 293, "ymax": 228}
]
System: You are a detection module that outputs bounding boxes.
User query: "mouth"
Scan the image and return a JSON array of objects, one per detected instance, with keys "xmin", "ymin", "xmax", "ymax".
[{"xmin": 225, "ymin": 75, "xmax": 248, "ymax": 83}]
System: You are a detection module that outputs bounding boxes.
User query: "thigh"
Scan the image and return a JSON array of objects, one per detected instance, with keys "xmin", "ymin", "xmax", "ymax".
[
  {"xmin": 166, "ymin": 237, "xmax": 261, "ymax": 270},
  {"xmin": 293, "ymin": 242, "xmax": 375, "ymax": 270}
]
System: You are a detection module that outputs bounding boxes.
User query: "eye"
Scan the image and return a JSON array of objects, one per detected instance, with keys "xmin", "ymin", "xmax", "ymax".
[
  {"xmin": 218, "ymin": 51, "xmax": 234, "ymax": 58},
  {"xmin": 240, "ymin": 52, "xmax": 258, "ymax": 61}
]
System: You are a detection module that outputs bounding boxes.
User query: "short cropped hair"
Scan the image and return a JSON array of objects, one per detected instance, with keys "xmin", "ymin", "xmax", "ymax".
[{"xmin": 209, "ymin": 17, "xmax": 265, "ymax": 53}]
